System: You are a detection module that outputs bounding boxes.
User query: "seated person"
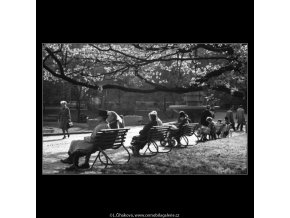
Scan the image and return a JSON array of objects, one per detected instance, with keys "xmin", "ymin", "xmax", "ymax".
[
  {"xmin": 61, "ymin": 110, "xmax": 110, "ymax": 171},
  {"xmin": 206, "ymin": 117, "xmax": 216, "ymax": 140},
  {"xmin": 107, "ymin": 111, "xmax": 123, "ymax": 129},
  {"xmin": 215, "ymin": 119, "xmax": 224, "ymax": 138},
  {"xmin": 129, "ymin": 111, "xmax": 158, "ymax": 156},
  {"xmin": 169, "ymin": 111, "xmax": 190, "ymax": 147},
  {"xmin": 151, "ymin": 110, "xmax": 163, "ymax": 126}
]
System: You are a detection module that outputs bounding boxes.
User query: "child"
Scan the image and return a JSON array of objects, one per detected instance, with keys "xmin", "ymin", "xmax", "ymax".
[
  {"xmin": 221, "ymin": 117, "xmax": 231, "ymax": 138},
  {"xmin": 215, "ymin": 119, "xmax": 224, "ymax": 138},
  {"xmin": 206, "ymin": 117, "xmax": 216, "ymax": 140}
]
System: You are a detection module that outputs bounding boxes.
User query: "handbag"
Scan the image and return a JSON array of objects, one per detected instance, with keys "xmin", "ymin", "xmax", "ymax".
[{"xmin": 67, "ymin": 121, "xmax": 73, "ymax": 129}]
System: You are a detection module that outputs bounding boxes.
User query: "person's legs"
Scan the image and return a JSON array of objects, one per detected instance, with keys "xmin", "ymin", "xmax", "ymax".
[
  {"xmin": 65, "ymin": 129, "xmax": 70, "ymax": 138},
  {"xmin": 216, "ymin": 131, "xmax": 221, "ymax": 138},
  {"xmin": 237, "ymin": 122, "xmax": 240, "ymax": 131},
  {"xmin": 84, "ymin": 154, "xmax": 91, "ymax": 164},
  {"xmin": 130, "ymin": 135, "xmax": 142, "ymax": 156},
  {"xmin": 175, "ymin": 134, "xmax": 181, "ymax": 146},
  {"xmin": 61, "ymin": 153, "xmax": 73, "ymax": 164},
  {"xmin": 62, "ymin": 128, "xmax": 66, "ymax": 139},
  {"xmin": 211, "ymin": 131, "xmax": 216, "ymax": 140},
  {"xmin": 231, "ymin": 121, "xmax": 236, "ymax": 131},
  {"xmin": 240, "ymin": 123, "xmax": 244, "ymax": 131},
  {"xmin": 65, "ymin": 152, "xmax": 81, "ymax": 170},
  {"xmin": 79, "ymin": 154, "xmax": 91, "ymax": 169}
]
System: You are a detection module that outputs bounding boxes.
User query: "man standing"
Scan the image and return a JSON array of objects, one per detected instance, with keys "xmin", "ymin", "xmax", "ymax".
[
  {"xmin": 225, "ymin": 106, "xmax": 236, "ymax": 131},
  {"xmin": 236, "ymin": 105, "xmax": 246, "ymax": 131},
  {"xmin": 200, "ymin": 105, "xmax": 213, "ymax": 126}
]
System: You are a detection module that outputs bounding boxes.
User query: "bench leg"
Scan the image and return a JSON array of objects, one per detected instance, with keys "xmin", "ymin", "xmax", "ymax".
[
  {"xmin": 152, "ymin": 140, "xmax": 172, "ymax": 153},
  {"xmin": 148, "ymin": 141, "xmax": 159, "ymax": 153},
  {"xmin": 98, "ymin": 150, "xmax": 113, "ymax": 167},
  {"xmin": 139, "ymin": 142, "xmax": 158, "ymax": 157},
  {"xmin": 90, "ymin": 151, "xmax": 101, "ymax": 170},
  {"xmin": 122, "ymin": 145, "xmax": 131, "ymax": 163}
]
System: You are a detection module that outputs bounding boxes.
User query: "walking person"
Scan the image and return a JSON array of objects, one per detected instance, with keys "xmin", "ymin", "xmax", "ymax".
[
  {"xmin": 58, "ymin": 101, "xmax": 72, "ymax": 139},
  {"xmin": 225, "ymin": 106, "xmax": 236, "ymax": 131},
  {"xmin": 236, "ymin": 105, "xmax": 246, "ymax": 131}
]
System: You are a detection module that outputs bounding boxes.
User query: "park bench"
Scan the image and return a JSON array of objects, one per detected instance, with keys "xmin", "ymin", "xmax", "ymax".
[
  {"xmin": 131, "ymin": 126, "xmax": 172, "ymax": 156},
  {"xmin": 87, "ymin": 128, "xmax": 130, "ymax": 169},
  {"xmin": 168, "ymin": 123, "xmax": 200, "ymax": 147}
]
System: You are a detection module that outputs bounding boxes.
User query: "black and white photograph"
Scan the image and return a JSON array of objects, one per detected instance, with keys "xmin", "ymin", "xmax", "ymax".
[
  {"xmin": 42, "ymin": 43, "xmax": 248, "ymax": 175},
  {"xmin": 7, "ymin": 0, "xmax": 290, "ymax": 217}
]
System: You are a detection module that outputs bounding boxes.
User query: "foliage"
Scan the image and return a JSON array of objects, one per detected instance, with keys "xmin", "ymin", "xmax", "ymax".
[{"xmin": 42, "ymin": 43, "xmax": 248, "ymax": 98}]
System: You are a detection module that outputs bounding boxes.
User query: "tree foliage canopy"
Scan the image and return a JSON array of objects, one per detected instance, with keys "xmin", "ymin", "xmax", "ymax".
[{"xmin": 43, "ymin": 43, "xmax": 247, "ymax": 98}]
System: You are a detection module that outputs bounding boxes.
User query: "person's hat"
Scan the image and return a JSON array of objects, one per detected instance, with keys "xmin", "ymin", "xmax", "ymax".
[
  {"xmin": 151, "ymin": 110, "xmax": 158, "ymax": 115},
  {"xmin": 179, "ymin": 111, "xmax": 185, "ymax": 117},
  {"xmin": 97, "ymin": 109, "xmax": 108, "ymax": 118},
  {"xmin": 206, "ymin": 117, "xmax": 213, "ymax": 121}
]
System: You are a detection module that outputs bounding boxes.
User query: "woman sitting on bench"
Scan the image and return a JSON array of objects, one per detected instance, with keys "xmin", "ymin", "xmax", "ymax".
[
  {"xmin": 129, "ymin": 111, "xmax": 158, "ymax": 156},
  {"xmin": 169, "ymin": 111, "xmax": 190, "ymax": 147},
  {"xmin": 61, "ymin": 109, "xmax": 110, "ymax": 171},
  {"xmin": 107, "ymin": 111, "xmax": 124, "ymax": 129}
]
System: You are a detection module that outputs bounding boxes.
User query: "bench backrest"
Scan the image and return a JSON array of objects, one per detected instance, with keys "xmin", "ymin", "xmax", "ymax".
[
  {"xmin": 181, "ymin": 123, "xmax": 199, "ymax": 136},
  {"xmin": 93, "ymin": 128, "xmax": 129, "ymax": 150},
  {"xmin": 147, "ymin": 126, "xmax": 170, "ymax": 141}
]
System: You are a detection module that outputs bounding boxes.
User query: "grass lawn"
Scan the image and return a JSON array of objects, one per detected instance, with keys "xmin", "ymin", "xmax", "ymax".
[{"xmin": 101, "ymin": 133, "xmax": 247, "ymax": 175}]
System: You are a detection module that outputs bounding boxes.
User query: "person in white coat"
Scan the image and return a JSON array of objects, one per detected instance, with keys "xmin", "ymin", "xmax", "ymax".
[{"xmin": 151, "ymin": 110, "xmax": 163, "ymax": 126}]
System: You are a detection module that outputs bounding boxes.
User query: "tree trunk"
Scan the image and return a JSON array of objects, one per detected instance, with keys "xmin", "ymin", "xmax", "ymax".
[
  {"xmin": 77, "ymin": 100, "xmax": 81, "ymax": 123},
  {"xmin": 76, "ymin": 86, "xmax": 82, "ymax": 122},
  {"xmin": 163, "ymin": 95, "xmax": 166, "ymax": 112}
]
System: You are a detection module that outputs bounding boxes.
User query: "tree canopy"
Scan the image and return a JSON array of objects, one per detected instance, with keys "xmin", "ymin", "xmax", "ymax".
[{"xmin": 43, "ymin": 43, "xmax": 247, "ymax": 98}]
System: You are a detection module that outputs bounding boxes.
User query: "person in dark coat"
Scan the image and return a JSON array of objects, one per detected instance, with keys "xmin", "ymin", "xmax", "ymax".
[
  {"xmin": 58, "ymin": 101, "xmax": 71, "ymax": 139},
  {"xmin": 225, "ymin": 106, "xmax": 236, "ymax": 131},
  {"xmin": 129, "ymin": 111, "xmax": 158, "ymax": 156},
  {"xmin": 206, "ymin": 117, "xmax": 216, "ymax": 140},
  {"xmin": 236, "ymin": 105, "xmax": 246, "ymax": 131},
  {"xmin": 200, "ymin": 105, "xmax": 213, "ymax": 126},
  {"xmin": 169, "ymin": 111, "xmax": 190, "ymax": 147}
]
